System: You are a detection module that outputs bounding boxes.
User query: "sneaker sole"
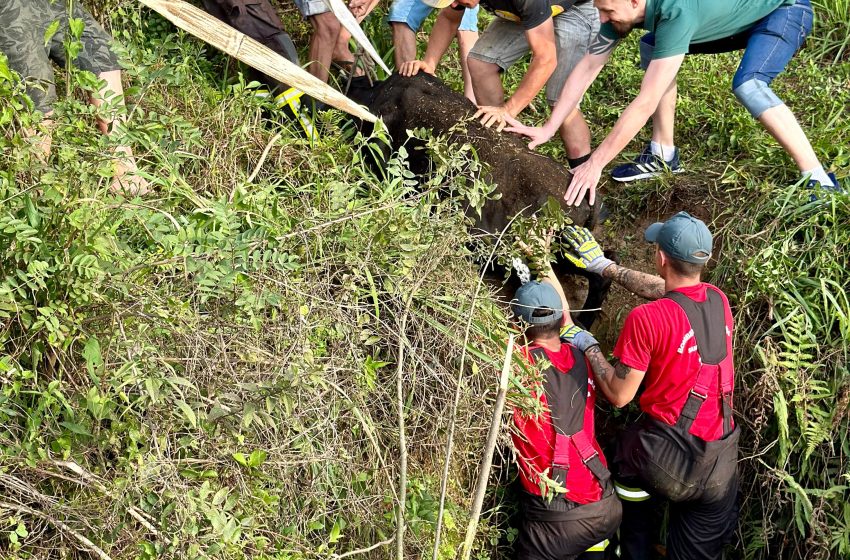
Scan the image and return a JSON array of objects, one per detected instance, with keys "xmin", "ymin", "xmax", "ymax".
[{"xmin": 612, "ymin": 167, "xmax": 685, "ymax": 183}]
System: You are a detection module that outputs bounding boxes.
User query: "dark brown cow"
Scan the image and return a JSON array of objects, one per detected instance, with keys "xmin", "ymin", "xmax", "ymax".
[{"xmin": 347, "ymin": 73, "xmax": 614, "ymax": 327}]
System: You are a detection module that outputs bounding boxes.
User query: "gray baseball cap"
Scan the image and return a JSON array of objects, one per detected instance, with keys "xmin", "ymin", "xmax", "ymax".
[
  {"xmin": 511, "ymin": 281, "xmax": 563, "ymax": 325},
  {"xmin": 645, "ymin": 211, "xmax": 713, "ymax": 264}
]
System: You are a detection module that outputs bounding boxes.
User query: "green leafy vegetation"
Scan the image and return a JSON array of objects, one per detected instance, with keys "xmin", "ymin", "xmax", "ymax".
[{"xmin": 0, "ymin": 1, "xmax": 848, "ymax": 558}]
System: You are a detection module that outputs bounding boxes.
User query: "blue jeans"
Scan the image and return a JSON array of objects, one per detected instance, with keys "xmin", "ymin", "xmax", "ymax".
[
  {"xmin": 388, "ymin": 0, "xmax": 479, "ymax": 33},
  {"xmin": 639, "ymin": 0, "xmax": 814, "ymax": 117}
]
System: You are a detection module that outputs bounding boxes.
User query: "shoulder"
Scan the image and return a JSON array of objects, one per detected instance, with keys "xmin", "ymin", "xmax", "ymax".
[
  {"xmin": 627, "ymin": 298, "xmax": 677, "ymax": 324},
  {"xmin": 704, "ymin": 282, "xmax": 731, "ymax": 303},
  {"xmin": 654, "ymin": 0, "xmax": 695, "ymax": 17}
]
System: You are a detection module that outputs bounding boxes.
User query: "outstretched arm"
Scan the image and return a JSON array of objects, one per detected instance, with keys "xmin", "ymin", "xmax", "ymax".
[
  {"xmin": 562, "ymin": 226, "xmax": 665, "ymax": 300},
  {"xmin": 505, "ymin": 34, "xmax": 617, "ymax": 148},
  {"xmin": 504, "ymin": 19, "xmax": 558, "ymax": 117},
  {"xmin": 475, "ymin": 19, "xmax": 558, "ymax": 131},
  {"xmin": 564, "ymin": 54, "xmax": 685, "ymax": 206},
  {"xmin": 399, "ymin": 7, "xmax": 463, "ymax": 76},
  {"xmin": 602, "ymin": 263, "xmax": 666, "ymax": 301}
]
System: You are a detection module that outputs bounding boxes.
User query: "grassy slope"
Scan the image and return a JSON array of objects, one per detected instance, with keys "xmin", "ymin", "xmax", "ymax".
[{"xmin": 0, "ymin": 1, "xmax": 847, "ymax": 559}]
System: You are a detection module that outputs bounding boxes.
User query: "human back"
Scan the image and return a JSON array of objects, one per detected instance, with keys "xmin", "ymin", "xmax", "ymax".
[{"xmin": 615, "ymin": 281, "xmax": 735, "ymax": 441}]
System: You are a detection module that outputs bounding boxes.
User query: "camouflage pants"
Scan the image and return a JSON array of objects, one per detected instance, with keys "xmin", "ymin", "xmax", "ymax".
[{"xmin": 0, "ymin": 0, "xmax": 120, "ymax": 112}]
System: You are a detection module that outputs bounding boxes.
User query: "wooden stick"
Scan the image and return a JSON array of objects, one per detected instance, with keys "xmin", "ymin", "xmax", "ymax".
[
  {"xmin": 322, "ymin": 0, "xmax": 391, "ymax": 75},
  {"xmin": 460, "ymin": 335, "xmax": 514, "ymax": 560},
  {"xmin": 431, "ymin": 216, "xmax": 522, "ymax": 560},
  {"xmin": 138, "ymin": 0, "xmax": 378, "ymax": 122},
  {"xmin": 394, "ymin": 298, "xmax": 412, "ymax": 560},
  {"xmin": 332, "ymin": 536, "xmax": 394, "ymax": 559},
  {"xmin": 0, "ymin": 500, "xmax": 113, "ymax": 560}
]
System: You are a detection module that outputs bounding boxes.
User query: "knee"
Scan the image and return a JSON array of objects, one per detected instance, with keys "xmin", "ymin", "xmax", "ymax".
[
  {"xmin": 312, "ymin": 13, "xmax": 340, "ymax": 39},
  {"xmin": 732, "ymin": 78, "xmax": 783, "ymax": 118},
  {"xmin": 391, "ymin": 21, "xmax": 415, "ymax": 35},
  {"xmin": 467, "ymin": 57, "xmax": 498, "ymax": 79}
]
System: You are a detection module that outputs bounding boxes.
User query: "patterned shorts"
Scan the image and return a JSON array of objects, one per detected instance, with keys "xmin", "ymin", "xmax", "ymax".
[{"xmin": 0, "ymin": 0, "xmax": 120, "ymax": 112}]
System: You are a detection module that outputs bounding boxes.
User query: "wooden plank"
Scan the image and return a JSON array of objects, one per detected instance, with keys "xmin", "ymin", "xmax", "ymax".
[
  {"xmin": 322, "ymin": 0, "xmax": 391, "ymax": 75},
  {"xmin": 139, "ymin": 0, "xmax": 378, "ymax": 122}
]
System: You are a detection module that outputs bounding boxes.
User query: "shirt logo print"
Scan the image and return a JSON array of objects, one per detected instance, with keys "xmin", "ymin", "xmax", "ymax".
[{"xmin": 677, "ymin": 329, "xmax": 695, "ymax": 354}]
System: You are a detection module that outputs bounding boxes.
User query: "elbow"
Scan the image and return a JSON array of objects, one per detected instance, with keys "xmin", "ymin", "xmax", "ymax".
[
  {"xmin": 611, "ymin": 396, "xmax": 631, "ymax": 408},
  {"xmin": 606, "ymin": 391, "xmax": 633, "ymax": 408},
  {"xmin": 538, "ymin": 55, "xmax": 557, "ymax": 75}
]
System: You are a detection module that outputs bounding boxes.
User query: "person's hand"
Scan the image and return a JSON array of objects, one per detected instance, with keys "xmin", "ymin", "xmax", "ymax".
[
  {"xmin": 348, "ymin": 0, "xmax": 369, "ymax": 17},
  {"xmin": 504, "ymin": 121, "xmax": 557, "ymax": 150},
  {"xmin": 564, "ymin": 158, "xmax": 602, "ymax": 206},
  {"xmin": 110, "ymin": 146, "xmax": 151, "ymax": 196},
  {"xmin": 474, "ymin": 105, "xmax": 512, "ymax": 132},
  {"xmin": 399, "ymin": 59, "xmax": 435, "ymax": 77},
  {"xmin": 515, "ymin": 227, "xmax": 554, "ymax": 279},
  {"xmin": 516, "ymin": 227, "xmax": 554, "ymax": 256},
  {"xmin": 563, "ymin": 226, "xmax": 614, "ymax": 274},
  {"xmin": 561, "ymin": 324, "xmax": 599, "ymax": 353}
]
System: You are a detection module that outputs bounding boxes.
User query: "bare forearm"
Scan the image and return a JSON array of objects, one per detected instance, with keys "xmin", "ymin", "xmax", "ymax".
[
  {"xmin": 423, "ymin": 11, "xmax": 461, "ymax": 68},
  {"xmin": 504, "ymin": 57, "xmax": 556, "ymax": 116},
  {"xmin": 588, "ymin": 95, "xmax": 657, "ymax": 168},
  {"xmin": 584, "ymin": 346, "xmax": 634, "ymax": 408},
  {"xmin": 602, "ymin": 263, "xmax": 665, "ymax": 300},
  {"xmin": 542, "ymin": 50, "xmax": 610, "ymax": 136},
  {"xmin": 542, "ymin": 268, "xmax": 569, "ymax": 319}
]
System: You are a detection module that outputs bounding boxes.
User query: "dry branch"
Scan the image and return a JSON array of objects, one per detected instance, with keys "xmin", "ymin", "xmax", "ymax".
[
  {"xmin": 138, "ymin": 0, "xmax": 378, "ymax": 122},
  {"xmin": 0, "ymin": 500, "xmax": 113, "ymax": 560},
  {"xmin": 460, "ymin": 334, "xmax": 514, "ymax": 560}
]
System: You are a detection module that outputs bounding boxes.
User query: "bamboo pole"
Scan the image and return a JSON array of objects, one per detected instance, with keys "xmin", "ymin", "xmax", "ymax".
[
  {"xmin": 138, "ymin": 0, "xmax": 378, "ymax": 122},
  {"xmin": 460, "ymin": 334, "xmax": 515, "ymax": 560},
  {"xmin": 322, "ymin": 0, "xmax": 391, "ymax": 75}
]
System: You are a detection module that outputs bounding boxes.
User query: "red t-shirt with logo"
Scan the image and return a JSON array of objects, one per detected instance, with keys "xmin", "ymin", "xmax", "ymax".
[
  {"xmin": 613, "ymin": 283, "xmax": 735, "ymax": 441},
  {"xmin": 511, "ymin": 342, "xmax": 606, "ymax": 504}
]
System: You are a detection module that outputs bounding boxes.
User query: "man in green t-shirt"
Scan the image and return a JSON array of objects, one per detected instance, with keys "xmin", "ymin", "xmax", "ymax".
[{"xmin": 505, "ymin": 0, "xmax": 841, "ymax": 207}]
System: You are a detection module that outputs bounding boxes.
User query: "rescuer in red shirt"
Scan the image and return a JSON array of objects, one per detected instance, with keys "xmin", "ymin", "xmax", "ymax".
[
  {"xmin": 509, "ymin": 232, "xmax": 621, "ymax": 559},
  {"xmin": 558, "ymin": 213, "xmax": 739, "ymax": 560}
]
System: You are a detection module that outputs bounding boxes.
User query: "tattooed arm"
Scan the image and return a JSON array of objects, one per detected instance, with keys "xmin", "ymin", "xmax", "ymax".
[
  {"xmin": 602, "ymin": 263, "xmax": 666, "ymax": 301},
  {"xmin": 584, "ymin": 345, "xmax": 645, "ymax": 407}
]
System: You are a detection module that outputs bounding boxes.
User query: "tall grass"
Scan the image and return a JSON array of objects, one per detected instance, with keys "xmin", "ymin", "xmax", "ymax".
[{"xmin": 0, "ymin": 0, "xmax": 847, "ymax": 558}]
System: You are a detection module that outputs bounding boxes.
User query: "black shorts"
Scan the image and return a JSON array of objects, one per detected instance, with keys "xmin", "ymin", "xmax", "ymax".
[{"xmin": 515, "ymin": 490, "xmax": 622, "ymax": 560}]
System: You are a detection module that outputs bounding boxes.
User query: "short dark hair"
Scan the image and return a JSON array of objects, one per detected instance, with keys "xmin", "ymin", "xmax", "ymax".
[
  {"xmin": 524, "ymin": 308, "xmax": 561, "ymax": 340},
  {"xmin": 668, "ymin": 256, "xmax": 705, "ymax": 278}
]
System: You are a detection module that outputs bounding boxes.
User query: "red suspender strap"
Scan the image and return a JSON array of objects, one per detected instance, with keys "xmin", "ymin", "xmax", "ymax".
[
  {"xmin": 572, "ymin": 430, "xmax": 610, "ymax": 483},
  {"xmin": 691, "ymin": 362, "xmax": 717, "ymax": 399},
  {"xmin": 720, "ymin": 362, "xmax": 734, "ymax": 393},
  {"xmin": 570, "ymin": 430, "xmax": 598, "ymax": 464},
  {"xmin": 552, "ymin": 433, "xmax": 571, "ymax": 485},
  {"xmin": 664, "ymin": 288, "xmax": 735, "ymax": 435}
]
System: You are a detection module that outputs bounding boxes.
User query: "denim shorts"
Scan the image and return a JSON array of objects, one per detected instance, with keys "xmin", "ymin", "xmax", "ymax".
[
  {"xmin": 388, "ymin": 0, "xmax": 479, "ymax": 32},
  {"xmin": 639, "ymin": 0, "xmax": 813, "ymax": 90},
  {"xmin": 293, "ymin": 0, "xmax": 330, "ymax": 18},
  {"xmin": 468, "ymin": 1, "xmax": 599, "ymax": 105}
]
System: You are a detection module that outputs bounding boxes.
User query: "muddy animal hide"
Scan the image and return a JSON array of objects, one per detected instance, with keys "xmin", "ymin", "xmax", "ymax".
[
  {"xmin": 347, "ymin": 72, "xmax": 603, "ymax": 233},
  {"xmin": 347, "ymin": 73, "xmax": 613, "ymax": 327}
]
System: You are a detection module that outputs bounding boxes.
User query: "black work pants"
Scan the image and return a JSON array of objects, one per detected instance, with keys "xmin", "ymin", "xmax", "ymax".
[
  {"xmin": 616, "ymin": 474, "xmax": 738, "ymax": 560},
  {"xmin": 516, "ymin": 490, "xmax": 622, "ymax": 560}
]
